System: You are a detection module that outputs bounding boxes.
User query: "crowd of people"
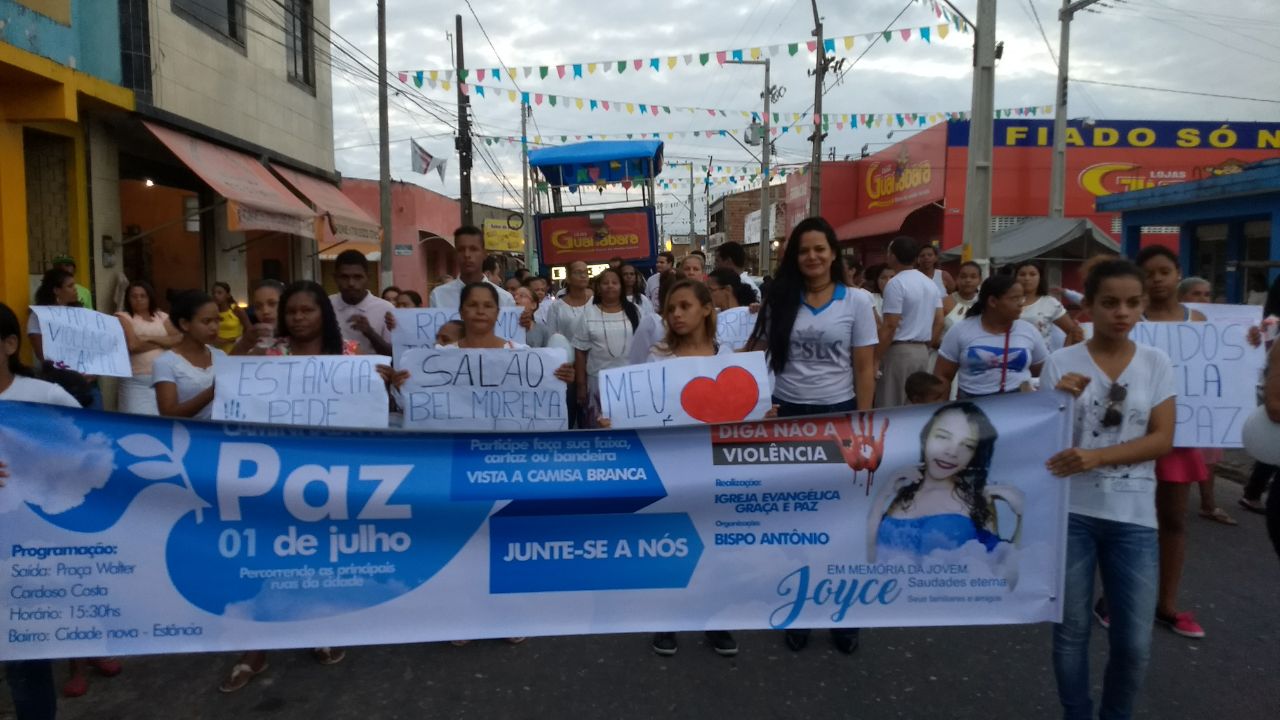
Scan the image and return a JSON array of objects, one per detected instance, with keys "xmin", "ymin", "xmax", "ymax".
[{"xmin": 2, "ymin": 219, "xmax": 1279, "ymax": 720}]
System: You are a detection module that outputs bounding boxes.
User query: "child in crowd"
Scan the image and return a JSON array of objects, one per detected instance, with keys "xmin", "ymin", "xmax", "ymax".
[
  {"xmin": 435, "ymin": 320, "xmax": 464, "ymax": 347},
  {"xmin": 905, "ymin": 371, "xmax": 948, "ymax": 405}
]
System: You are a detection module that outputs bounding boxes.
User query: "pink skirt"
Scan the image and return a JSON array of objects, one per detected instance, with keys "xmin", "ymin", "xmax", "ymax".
[{"xmin": 1156, "ymin": 447, "xmax": 1208, "ymax": 484}]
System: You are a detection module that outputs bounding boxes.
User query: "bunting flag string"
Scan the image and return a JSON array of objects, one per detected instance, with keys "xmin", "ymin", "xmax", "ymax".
[
  {"xmin": 471, "ymin": 103, "xmax": 1055, "ymax": 147},
  {"xmin": 411, "ymin": 71, "xmax": 1053, "ymax": 128},
  {"xmin": 396, "ymin": 2, "xmax": 968, "ymax": 84}
]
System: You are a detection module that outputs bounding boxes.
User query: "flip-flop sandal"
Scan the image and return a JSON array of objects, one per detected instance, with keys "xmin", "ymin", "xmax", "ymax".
[
  {"xmin": 218, "ymin": 662, "xmax": 268, "ymax": 693},
  {"xmin": 311, "ymin": 648, "xmax": 346, "ymax": 665},
  {"xmin": 1200, "ymin": 507, "xmax": 1239, "ymax": 525}
]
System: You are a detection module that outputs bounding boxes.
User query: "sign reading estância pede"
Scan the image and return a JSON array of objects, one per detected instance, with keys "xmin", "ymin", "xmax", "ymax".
[{"xmin": 0, "ymin": 392, "xmax": 1069, "ymax": 660}]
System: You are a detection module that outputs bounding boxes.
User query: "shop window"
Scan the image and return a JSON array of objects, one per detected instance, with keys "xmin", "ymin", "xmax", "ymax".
[
  {"xmin": 284, "ymin": 0, "xmax": 314, "ymax": 89},
  {"xmin": 172, "ymin": 0, "xmax": 246, "ymax": 45},
  {"xmin": 990, "ymin": 216, "xmax": 1030, "ymax": 233}
]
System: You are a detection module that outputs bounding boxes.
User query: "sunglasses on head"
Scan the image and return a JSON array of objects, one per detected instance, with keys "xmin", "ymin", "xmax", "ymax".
[{"xmin": 1101, "ymin": 383, "xmax": 1127, "ymax": 428}]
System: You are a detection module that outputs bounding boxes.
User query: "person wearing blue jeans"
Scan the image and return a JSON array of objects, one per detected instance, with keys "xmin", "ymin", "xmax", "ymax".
[
  {"xmin": 1041, "ymin": 259, "xmax": 1176, "ymax": 719},
  {"xmin": 6, "ymin": 660, "xmax": 57, "ymax": 719}
]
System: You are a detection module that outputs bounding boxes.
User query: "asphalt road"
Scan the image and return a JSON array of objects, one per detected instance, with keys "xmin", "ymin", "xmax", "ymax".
[{"xmin": 3, "ymin": 480, "xmax": 1277, "ymax": 720}]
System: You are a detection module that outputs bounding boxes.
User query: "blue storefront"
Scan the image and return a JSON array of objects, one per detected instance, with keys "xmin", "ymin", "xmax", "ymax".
[{"xmin": 1097, "ymin": 159, "xmax": 1280, "ymax": 304}]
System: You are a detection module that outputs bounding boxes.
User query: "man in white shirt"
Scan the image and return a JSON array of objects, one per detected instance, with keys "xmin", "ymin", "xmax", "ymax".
[
  {"xmin": 875, "ymin": 236, "xmax": 943, "ymax": 407},
  {"xmin": 428, "ymin": 226, "xmax": 516, "ymax": 308},
  {"xmin": 329, "ymin": 249, "xmax": 394, "ymax": 355},
  {"xmin": 645, "ymin": 251, "xmax": 675, "ymax": 309},
  {"xmin": 714, "ymin": 241, "xmax": 761, "ymax": 302}
]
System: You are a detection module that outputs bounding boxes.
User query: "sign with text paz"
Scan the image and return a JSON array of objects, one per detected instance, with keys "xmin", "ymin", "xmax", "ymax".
[
  {"xmin": 482, "ymin": 218, "xmax": 526, "ymax": 253},
  {"xmin": 211, "ymin": 354, "xmax": 391, "ymax": 429},
  {"xmin": 716, "ymin": 306, "xmax": 756, "ymax": 351},
  {"xmin": 398, "ymin": 346, "xmax": 570, "ymax": 431},
  {"xmin": 536, "ymin": 208, "xmax": 657, "ymax": 267},
  {"xmin": 389, "ymin": 308, "xmax": 527, "ymax": 363},
  {"xmin": 1085, "ymin": 309, "xmax": 1264, "ymax": 448},
  {"xmin": 600, "ymin": 352, "xmax": 772, "ymax": 429},
  {"xmin": 30, "ymin": 306, "xmax": 131, "ymax": 377}
]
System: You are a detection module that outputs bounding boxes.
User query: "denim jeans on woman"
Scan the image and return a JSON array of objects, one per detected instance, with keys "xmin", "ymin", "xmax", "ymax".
[{"xmin": 1053, "ymin": 513, "xmax": 1159, "ymax": 720}]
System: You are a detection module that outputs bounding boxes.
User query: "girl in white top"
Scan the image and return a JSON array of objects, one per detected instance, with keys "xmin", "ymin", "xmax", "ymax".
[
  {"xmin": 936, "ymin": 274, "xmax": 1048, "ymax": 398},
  {"xmin": 1014, "ymin": 261, "xmax": 1082, "ymax": 346},
  {"xmin": 866, "ymin": 263, "xmax": 896, "ymax": 319},
  {"xmin": 545, "ymin": 260, "xmax": 593, "ymax": 339},
  {"xmin": 916, "ymin": 243, "xmax": 955, "ymax": 297},
  {"xmin": 152, "ymin": 290, "xmax": 224, "ymax": 421},
  {"xmin": 943, "ymin": 261, "xmax": 982, "ymax": 333},
  {"xmin": 620, "ymin": 262, "xmax": 655, "ymax": 316},
  {"xmin": 25, "ymin": 268, "xmax": 80, "ymax": 362},
  {"xmin": 571, "ymin": 267, "xmax": 639, "ymax": 427},
  {"xmin": 1041, "ymin": 259, "xmax": 1176, "ymax": 720},
  {"xmin": 115, "ymin": 281, "xmax": 180, "ymax": 414}
]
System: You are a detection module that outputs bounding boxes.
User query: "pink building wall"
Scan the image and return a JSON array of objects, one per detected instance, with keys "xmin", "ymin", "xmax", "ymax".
[{"xmin": 341, "ymin": 179, "xmax": 461, "ymax": 300}]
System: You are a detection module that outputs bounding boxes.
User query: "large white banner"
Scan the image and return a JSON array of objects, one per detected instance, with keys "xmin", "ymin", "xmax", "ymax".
[
  {"xmin": 390, "ymin": 308, "xmax": 526, "ymax": 362},
  {"xmin": 599, "ymin": 352, "xmax": 772, "ymax": 428},
  {"xmin": 211, "ymin": 354, "xmax": 391, "ymax": 429},
  {"xmin": 0, "ymin": 393, "xmax": 1069, "ymax": 660},
  {"xmin": 398, "ymin": 346, "xmax": 569, "ymax": 431},
  {"xmin": 31, "ymin": 306, "xmax": 131, "ymax": 377}
]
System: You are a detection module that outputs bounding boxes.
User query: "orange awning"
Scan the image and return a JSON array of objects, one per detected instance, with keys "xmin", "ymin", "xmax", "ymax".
[
  {"xmin": 270, "ymin": 163, "xmax": 381, "ymax": 248},
  {"xmin": 144, "ymin": 122, "xmax": 315, "ymax": 236}
]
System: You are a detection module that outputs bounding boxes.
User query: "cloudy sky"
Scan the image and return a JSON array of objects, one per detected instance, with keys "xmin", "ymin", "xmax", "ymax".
[{"xmin": 327, "ymin": 0, "xmax": 1278, "ymax": 234}]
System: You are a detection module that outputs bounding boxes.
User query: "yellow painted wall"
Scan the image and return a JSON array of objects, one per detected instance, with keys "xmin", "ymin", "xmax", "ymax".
[{"xmin": 15, "ymin": 0, "xmax": 70, "ymax": 24}]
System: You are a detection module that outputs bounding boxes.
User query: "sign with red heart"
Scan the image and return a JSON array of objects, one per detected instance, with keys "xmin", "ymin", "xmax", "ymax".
[
  {"xmin": 599, "ymin": 352, "xmax": 772, "ymax": 429},
  {"xmin": 680, "ymin": 367, "xmax": 760, "ymax": 424}
]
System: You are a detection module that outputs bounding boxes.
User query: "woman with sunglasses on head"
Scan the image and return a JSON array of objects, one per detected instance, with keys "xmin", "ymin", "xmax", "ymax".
[
  {"xmin": 1042, "ymin": 259, "xmax": 1176, "ymax": 720},
  {"xmin": 935, "ymin": 274, "xmax": 1047, "ymax": 399}
]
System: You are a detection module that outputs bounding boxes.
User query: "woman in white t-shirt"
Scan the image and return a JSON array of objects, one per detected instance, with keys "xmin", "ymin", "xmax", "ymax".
[
  {"xmin": 0, "ymin": 301, "xmax": 126, "ymax": 704},
  {"xmin": 548, "ymin": 261, "xmax": 593, "ymax": 427},
  {"xmin": 152, "ymin": 291, "xmax": 224, "ymax": 420},
  {"xmin": 1014, "ymin": 261, "xmax": 1082, "ymax": 347},
  {"xmin": 571, "ymin": 268, "xmax": 639, "ymax": 427},
  {"xmin": 619, "ymin": 262, "xmax": 655, "ymax": 316},
  {"xmin": 936, "ymin": 274, "xmax": 1048, "ymax": 398},
  {"xmin": 865, "ymin": 263, "xmax": 897, "ymax": 319},
  {"xmin": 1040, "ymin": 259, "xmax": 1176, "ymax": 720},
  {"xmin": 115, "ymin": 281, "xmax": 179, "ymax": 415},
  {"xmin": 746, "ymin": 216, "xmax": 877, "ymax": 656}
]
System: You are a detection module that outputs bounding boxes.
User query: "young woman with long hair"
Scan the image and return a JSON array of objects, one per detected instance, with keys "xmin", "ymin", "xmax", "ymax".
[
  {"xmin": 747, "ymin": 216, "xmax": 878, "ymax": 655},
  {"xmin": 115, "ymin": 281, "xmax": 180, "ymax": 415},
  {"xmin": 571, "ymin": 267, "xmax": 639, "ymax": 427},
  {"xmin": 1014, "ymin": 261, "xmax": 1082, "ymax": 347},
  {"xmin": 27, "ymin": 268, "xmax": 80, "ymax": 362},
  {"xmin": 706, "ymin": 268, "xmax": 756, "ymax": 311},
  {"xmin": 868, "ymin": 402, "xmax": 1022, "ymax": 562},
  {"xmin": 944, "ymin": 261, "xmax": 983, "ymax": 333},
  {"xmin": 229, "ymin": 279, "xmax": 286, "ymax": 356},
  {"xmin": 1043, "ymin": 259, "xmax": 1176, "ymax": 719},
  {"xmin": 935, "ymin": 274, "xmax": 1048, "ymax": 399},
  {"xmin": 619, "ymin": 262, "xmax": 654, "ymax": 315}
]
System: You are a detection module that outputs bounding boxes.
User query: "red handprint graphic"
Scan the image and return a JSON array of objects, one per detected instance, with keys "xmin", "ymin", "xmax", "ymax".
[{"xmin": 834, "ymin": 412, "xmax": 889, "ymax": 494}]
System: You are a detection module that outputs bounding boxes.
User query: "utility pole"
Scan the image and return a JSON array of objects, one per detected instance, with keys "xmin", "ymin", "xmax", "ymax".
[
  {"xmin": 760, "ymin": 59, "xmax": 773, "ymax": 275},
  {"xmin": 807, "ymin": 0, "xmax": 824, "ymax": 217},
  {"xmin": 688, "ymin": 162, "xmax": 696, "ymax": 250},
  {"xmin": 455, "ymin": 14, "xmax": 474, "ymax": 225},
  {"xmin": 961, "ymin": 0, "xmax": 997, "ymax": 276},
  {"xmin": 521, "ymin": 103, "xmax": 535, "ymax": 271},
  {"xmin": 376, "ymin": 0, "xmax": 392, "ymax": 289},
  {"xmin": 1049, "ymin": 0, "xmax": 1103, "ymax": 218}
]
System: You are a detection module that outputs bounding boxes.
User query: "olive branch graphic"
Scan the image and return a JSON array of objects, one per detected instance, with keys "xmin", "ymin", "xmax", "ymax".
[{"xmin": 117, "ymin": 423, "xmax": 211, "ymax": 523}]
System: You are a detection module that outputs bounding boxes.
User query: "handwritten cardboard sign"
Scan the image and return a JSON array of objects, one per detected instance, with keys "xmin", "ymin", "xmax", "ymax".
[
  {"xmin": 1131, "ymin": 316, "xmax": 1264, "ymax": 448},
  {"xmin": 599, "ymin": 351, "xmax": 772, "ymax": 429},
  {"xmin": 30, "ymin": 306, "xmax": 131, "ymax": 377},
  {"xmin": 716, "ymin": 306, "xmax": 756, "ymax": 351},
  {"xmin": 398, "ymin": 347, "xmax": 569, "ymax": 431},
  {"xmin": 389, "ymin": 308, "xmax": 526, "ymax": 363},
  {"xmin": 211, "ymin": 354, "xmax": 391, "ymax": 429}
]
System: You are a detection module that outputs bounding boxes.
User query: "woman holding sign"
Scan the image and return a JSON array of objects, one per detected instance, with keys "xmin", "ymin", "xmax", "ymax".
[
  {"xmin": 747, "ymin": 216, "xmax": 878, "ymax": 655},
  {"xmin": 1042, "ymin": 258, "xmax": 1176, "ymax": 720},
  {"xmin": 572, "ymin": 268, "xmax": 640, "ymax": 428},
  {"xmin": 26, "ymin": 269, "xmax": 81, "ymax": 363},
  {"xmin": 934, "ymin": 274, "xmax": 1048, "ymax": 399}
]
